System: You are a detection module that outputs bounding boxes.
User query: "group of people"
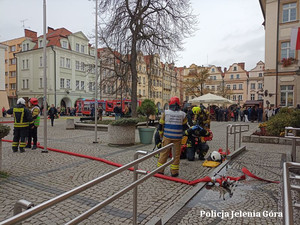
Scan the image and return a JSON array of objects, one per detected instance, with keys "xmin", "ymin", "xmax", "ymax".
[
  {"xmin": 113, "ymin": 104, "xmax": 131, "ymax": 120},
  {"xmin": 209, "ymin": 105, "xmax": 280, "ymax": 123},
  {"xmin": 6, "ymin": 98, "xmax": 41, "ymax": 153},
  {"xmin": 157, "ymin": 97, "xmax": 212, "ymax": 177}
]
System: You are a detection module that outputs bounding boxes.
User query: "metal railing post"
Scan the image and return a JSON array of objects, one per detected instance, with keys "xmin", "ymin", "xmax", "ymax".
[
  {"xmin": 133, "ymin": 151, "xmax": 148, "ymax": 225},
  {"xmin": 285, "ymin": 127, "xmax": 300, "ymax": 162},
  {"xmin": 239, "ymin": 125, "xmax": 242, "ymax": 148},
  {"xmin": 283, "ymin": 162, "xmax": 294, "ymax": 225},
  {"xmin": 233, "ymin": 126, "xmax": 236, "ymax": 151}
]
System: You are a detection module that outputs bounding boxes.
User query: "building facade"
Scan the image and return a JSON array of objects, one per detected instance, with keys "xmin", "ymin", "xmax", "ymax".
[
  {"xmin": 260, "ymin": 0, "xmax": 300, "ymax": 108},
  {"xmin": 0, "ymin": 43, "xmax": 9, "ymax": 115},
  {"xmin": 248, "ymin": 61, "xmax": 265, "ymax": 101}
]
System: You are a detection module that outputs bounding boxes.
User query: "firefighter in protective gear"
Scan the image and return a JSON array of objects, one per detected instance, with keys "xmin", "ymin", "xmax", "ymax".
[
  {"xmin": 184, "ymin": 125, "xmax": 211, "ymax": 161},
  {"xmin": 6, "ymin": 98, "xmax": 32, "ymax": 153},
  {"xmin": 26, "ymin": 98, "xmax": 40, "ymax": 150},
  {"xmin": 157, "ymin": 96, "xmax": 188, "ymax": 177}
]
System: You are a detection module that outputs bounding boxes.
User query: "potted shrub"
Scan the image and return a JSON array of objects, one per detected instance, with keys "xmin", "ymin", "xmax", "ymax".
[
  {"xmin": 108, "ymin": 118, "xmax": 139, "ymax": 146},
  {"xmin": 137, "ymin": 99, "xmax": 157, "ymax": 144},
  {"xmin": 0, "ymin": 124, "xmax": 10, "ymax": 170}
]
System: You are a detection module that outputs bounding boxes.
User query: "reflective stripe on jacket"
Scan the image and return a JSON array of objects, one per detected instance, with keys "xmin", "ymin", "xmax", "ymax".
[
  {"xmin": 161, "ymin": 110, "xmax": 187, "ymax": 139},
  {"xmin": 13, "ymin": 108, "xmax": 29, "ymax": 128}
]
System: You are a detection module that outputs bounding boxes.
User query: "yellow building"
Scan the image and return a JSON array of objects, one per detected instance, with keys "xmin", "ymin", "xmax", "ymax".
[{"xmin": 1, "ymin": 34, "xmax": 28, "ymax": 106}]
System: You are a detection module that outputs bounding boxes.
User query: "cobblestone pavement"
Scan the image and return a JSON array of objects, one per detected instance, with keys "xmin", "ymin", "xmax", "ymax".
[{"xmin": 0, "ymin": 118, "xmax": 296, "ymax": 224}]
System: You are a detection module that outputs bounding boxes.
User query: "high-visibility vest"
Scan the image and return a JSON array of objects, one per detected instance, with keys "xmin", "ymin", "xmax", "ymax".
[
  {"xmin": 160, "ymin": 110, "xmax": 187, "ymax": 140},
  {"xmin": 31, "ymin": 106, "xmax": 40, "ymax": 127},
  {"xmin": 13, "ymin": 108, "xmax": 29, "ymax": 128}
]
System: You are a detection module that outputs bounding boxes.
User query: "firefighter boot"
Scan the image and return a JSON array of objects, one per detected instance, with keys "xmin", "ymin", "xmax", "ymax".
[
  {"xmin": 19, "ymin": 148, "xmax": 25, "ymax": 153},
  {"xmin": 12, "ymin": 147, "xmax": 18, "ymax": 153},
  {"xmin": 25, "ymin": 144, "xmax": 31, "ymax": 148},
  {"xmin": 32, "ymin": 145, "xmax": 37, "ymax": 150}
]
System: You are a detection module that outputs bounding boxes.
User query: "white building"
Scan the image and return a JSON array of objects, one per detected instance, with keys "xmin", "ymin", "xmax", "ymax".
[{"xmin": 16, "ymin": 27, "xmax": 97, "ymax": 109}]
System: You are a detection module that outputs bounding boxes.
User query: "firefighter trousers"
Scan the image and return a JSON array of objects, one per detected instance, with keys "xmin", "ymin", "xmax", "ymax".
[
  {"xmin": 12, "ymin": 127, "xmax": 29, "ymax": 152},
  {"xmin": 28, "ymin": 126, "xmax": 38, "ymax": 146},
  {"xmin": 157, "ymin": 137, "xmax": 182, "ymax": 175}
]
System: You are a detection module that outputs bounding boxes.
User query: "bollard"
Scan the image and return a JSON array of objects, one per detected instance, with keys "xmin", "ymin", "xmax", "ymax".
[{"xmin": 66, "ymin": 119, "xmax": 75, "ymax": 130}]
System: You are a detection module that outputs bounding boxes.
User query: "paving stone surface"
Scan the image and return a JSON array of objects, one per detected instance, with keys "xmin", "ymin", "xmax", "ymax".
[{"xmin": 0, "ymin": 118, "xmax": 297, "ymax": 224}]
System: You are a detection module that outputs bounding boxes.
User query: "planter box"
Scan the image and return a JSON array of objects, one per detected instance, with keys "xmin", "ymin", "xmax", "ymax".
[
  {"xmin": 138, "ymin": 127, "xmax": 155, "ymax": 144},
  {"xmin": 108, "ymin": 124, "xmax": 135, "ymax": 145}
]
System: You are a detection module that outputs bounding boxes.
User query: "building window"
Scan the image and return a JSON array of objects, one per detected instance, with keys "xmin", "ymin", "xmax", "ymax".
[
  {"xmin": 39, "ymin": 78, "xmax": 43, "ymax": 88},
  {"xmin": 238, "ymin": 95, "xmax": 243, "ymax": 101},
  {"xmin": 143, "ymin": 90, "xmax": 145, "ymax": 96},
  {"xmin": 81, "ymin": 62, "xmax": 85, "ymax": 71},
  {"xmin": 236, "ymin": 74, "xmax": 240, "ymax": 79},
  {"xmin": 22, "ymin": 79, "xmax": 29, "ymax": 89},
  {"xmin": 258, "ymin": 83, "xmax": 263, "ymax": 89},
  {"xmin": 76, "ymin": 80, "xmax": 79, "ymax": 90},
  {"xmin": 211, "ymin": 68, "xmax": 215, "ymax": 72},
  {"xmin": 230, "ymin": 74, "xmax": 234, "ymax": 79},
  {"xmin": 11, "ymin": 71, "xmax": 16, "ymax": 77},
  {"xmin": 233, "ymin": 84, "xmax": 236, "ymax": 90},
  {"xmin": 251, "ymin": 83, "xmax": 255, "ymax": 89},
  {"xmin": 76, "ymin": 43, "xmax": 80, "ymax": 52},
  {"xmin": 251, "ymin": 94, "xmax": 255, "ymax": 100},
  {"xmin": 259, "ymin": 73, "xmax": 263, "ymax": 77},
  {"xmin": 239, "ymin": 84, "xmax": 243, "ymax": 90},
  {"xmin": 10, "ymin": 45, "xmax": 16, "ymax": 52},
  {"xmin": 66, "ymin": 79, "xmax": 71, "ymax": 89},
  {"xmin": 39, "ymin": 40, "xmax": 44, "ymax": 48},
  {"xmin": 282, "ymin": 3, "xmax": 296, "ymax": 23},
  {"xmin": 281, "ymin": 42, "xmax": 295, "ymax": 60},
  {"xmin": 22, "ymin": 59, "xmax": 29, "ymax": 69},
  {"xmin": 143, "ymin": 77, "xmax": 145, "ymax": 84},
  {"xmin": 11, "ymin": 83, "xmax": 16, "ymax": 90},
  {"xmin": 11, "ymin": 58, "xmax": 16, "ymax": 65},
  {"xmin": 233, "ymin": 66, "xmax": 237, "ymax": 71},
  {"xmin": 258, "ymin": 94, "xmax": 263, "ymax": 100},
  {"xmin": 89, "ymin": 82, "xmax": 93, "ymax": 91},
  {"xmin": 81, "ymin": 45, "xmax": 85, "ymax": 53},
  {"xmin": 60, "ymin": 78, "xmax": 65, "ymax": 88},
  {"xmin": 62, "ymin": 41, "xmax": 68, "ymax": 49},
  {"xmin": 233, "ymin": 95, "xmax": 236, "ymax": 100},
  {"xmin": 81, "ymin": 81, "xmax": 84, "ymax": 90},
  {"xmin": 66, "ymin": 58, "xmax": 71, "ymax": 68},
  {"xmin": 60, "ymin": 57, "xmax": 65, "ymax": 67},
  {"xmin": 280, "ymin": 85, "xmax": 293, "ymax": 106},
  {"xmin": 226, "ymin": 85, "xmax": 230, "ymax": 89}
]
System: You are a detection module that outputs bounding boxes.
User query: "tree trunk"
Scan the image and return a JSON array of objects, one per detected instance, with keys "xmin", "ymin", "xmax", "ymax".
[{"xmin": 130, "ymin": 40, "xmax": 138, "ymax": 117}]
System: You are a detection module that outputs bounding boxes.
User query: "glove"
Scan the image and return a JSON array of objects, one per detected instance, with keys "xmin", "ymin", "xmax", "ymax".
[{"xmin": 192, "ymin": 125, "xmax": 202, "ymax": 131}]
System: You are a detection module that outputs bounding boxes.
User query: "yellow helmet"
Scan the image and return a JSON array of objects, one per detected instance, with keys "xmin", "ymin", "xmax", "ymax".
[{"xmin": 192, "ymin": 106, "xmax": 201, "ymax": 115}]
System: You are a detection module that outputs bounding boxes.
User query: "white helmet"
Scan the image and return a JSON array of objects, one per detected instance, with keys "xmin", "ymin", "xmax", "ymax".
[
  {"xmin": 210, "ymin": 151, "xmax": 222, "ymax": 161},
  {"xmin": 17, "ymin": 98, "xmax": 26, "ymax": 105}
]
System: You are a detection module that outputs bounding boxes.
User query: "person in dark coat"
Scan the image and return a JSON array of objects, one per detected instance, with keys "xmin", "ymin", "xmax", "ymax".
[{"xmin": 48, "ymin": 104, "xmax": 57, "ymax": 126}]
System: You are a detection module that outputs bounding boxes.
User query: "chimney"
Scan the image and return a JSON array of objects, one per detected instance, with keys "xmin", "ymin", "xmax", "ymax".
[
  {"xmin": 24, "ymin": 29, "xmax": 37, "ymax": 39},
  {"xmin": 238, "ymin": 62, "xmax": 245, "ymax": 70},
  {"xmin": 48, "ymin": 26, "xmax": 55, "ymax": 33}
]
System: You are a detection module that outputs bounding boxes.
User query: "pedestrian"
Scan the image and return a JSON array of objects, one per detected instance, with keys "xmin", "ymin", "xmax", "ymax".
[
  {"xmin": 257, "ymin": 105, "xmax": 263, "ymax": 122},
  {"xmin": 240, "ymin": 107, "xmax": 244, "ymax": 122},
  {"xmin": 26, "ymin": 98, "xmax": 41, "ymax": 150},
  {"xmin": 244, "ymin": 107, "xmax": 249, "ymax": 122},
  {"xmin": 2, "ymin": 106, "xmax": 6, "ymax": 117},
  {"xmin": 113, "ymin": 103, "xmax": 121, "ymax": 120},
  {"xmin": 98, "ymin": 105, "xmax": 103, "ymax": 121},
  {"xmin": 6, "ymin": 98, "xmax": 32, "ymax": 153},
  {"xmin": 157, "ymin": 96, "xmax": 188, "ymax": 177},
  {"xmin": 48, "ymin": 104, "xmax": 57, "ymax": 126}
]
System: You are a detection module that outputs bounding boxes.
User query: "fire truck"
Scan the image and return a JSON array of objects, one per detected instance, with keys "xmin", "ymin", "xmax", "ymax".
[{"xmin": 75, "ymin": 99, "xmax": 141, "ymax": 116}]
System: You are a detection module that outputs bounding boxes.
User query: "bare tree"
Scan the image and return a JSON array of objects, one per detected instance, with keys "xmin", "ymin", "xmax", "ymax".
[
  {"xmin": 97, "ymin": 0, "xmax": 197, "ymax": 116},
  {"xmin": 183, "ymin": 67, "xmax": 210, "ymax": 97}
]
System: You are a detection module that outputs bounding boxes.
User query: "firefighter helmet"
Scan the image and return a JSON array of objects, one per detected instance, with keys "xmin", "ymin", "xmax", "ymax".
[
  {"xmin": 169, "ymin": 96, "xmax": 180, "ymax": 106},
  {"xmin": 209, "ymin": 151, "xmax": 222, "ymax": 161},
  {"xmin": 17, "ymin": 98, "xmax": 26, "ymax": 105},
  {"xmin": 192, "ymin": 106, "xmax": 201, "ymax": 115},
  {"xmin": 29, "ymin": 98, "xmax": 38, "ymax": 106}
]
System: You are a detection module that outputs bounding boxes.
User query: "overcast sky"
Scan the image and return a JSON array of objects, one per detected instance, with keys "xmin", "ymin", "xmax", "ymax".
[{"xmin": 0, "ymin": 0, "xmax": 265, "ymax": 70}]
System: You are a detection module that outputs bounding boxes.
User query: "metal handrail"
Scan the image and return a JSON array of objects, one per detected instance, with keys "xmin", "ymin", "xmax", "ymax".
[
  {"xmin": 283, "ymin": 161, "xmax": 300, "ymax": 225},
  {"xmin": 285, "ymin": 127, "xmax": 300, "ymax": 162},
  {"xmin": 225, "ymin": 124, "xmax": 249, "ymax": 155},
  {"xmin": 0, "ymin": 143, "xmax": 175, "ymax": 225}
]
